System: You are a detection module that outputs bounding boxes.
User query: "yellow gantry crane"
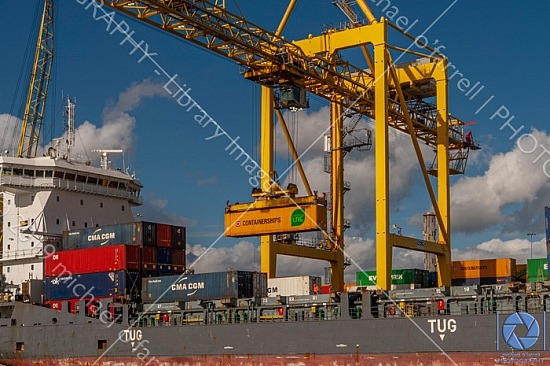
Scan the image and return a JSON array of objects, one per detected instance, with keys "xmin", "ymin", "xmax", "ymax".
[
  {"xmin": 18, "ymin": 0, "xmax": 55, "ymax": 158},
  {"xmin": 101, "ymin": 0, "xmax": 480, "ymax": 291}
]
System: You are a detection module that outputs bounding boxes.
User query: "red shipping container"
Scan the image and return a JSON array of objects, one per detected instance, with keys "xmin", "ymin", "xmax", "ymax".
[
  {"xmin": 45, "ymin": 245, "xmax": 140, "ymax": 276},
  {"xmin": 171, "ymin": 249, "xmax": 186, "ymax": 267},
  {"xmin": 157, "ymin": 224, "xmax": 172, "ymax": 248},
  {"xmin": 171, "ymin": 225, "xmax": 186, "ymax": 248},
  {"xmin": 141, "ymin": 246, "xmax": 158, "ymax": 271},
  {"xmin": 44, "ymin": 299, "xmax": 80, "ymax": 313}
]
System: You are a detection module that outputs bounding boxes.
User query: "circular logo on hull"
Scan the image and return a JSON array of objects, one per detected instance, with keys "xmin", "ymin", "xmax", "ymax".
[{"xmin": 502, "ymin": 312, "xmax": 539, "ymax": 350}]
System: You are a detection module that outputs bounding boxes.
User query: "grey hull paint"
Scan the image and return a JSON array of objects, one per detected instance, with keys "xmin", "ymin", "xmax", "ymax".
[{"xmin": 0, "ymin": 303, "xmax": 548, "ymax": 361}]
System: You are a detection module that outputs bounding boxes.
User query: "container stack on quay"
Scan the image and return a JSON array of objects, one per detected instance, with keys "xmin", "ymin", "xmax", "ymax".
[
  {"xmin": 43, "ymin": 221, "xmax": 187, "ymax": 310},
  {"xmin": 451, "ymin": 258, "xmax": 516, "ymax": 286},
  {"xmin": 356, "ymin": 269, "xmax": 430, "ymax": 290},
  {"xmin": 527, "ymin": 258, "xmax": 548, "ymax": 283}
]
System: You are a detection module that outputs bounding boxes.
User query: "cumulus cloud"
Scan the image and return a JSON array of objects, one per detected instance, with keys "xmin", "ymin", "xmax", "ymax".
[
  {"xmin": 62, "ymin": 79, "xmax": 165, "ymax": 160},
  {"xmin": 186, "ymin": 235, "xmax": 426, "ymax": 283},
  {"xmin": 452, "ymin": 237, "xmax": 546, "ymax": 263},
  {"xmin": 451, "ymin": 128, "xmax": 550, "ymax": 235},
  {"xmin": 275, "ymin": 106, "xmax": 429, "ymax": 235},
  {"xmin": 135, "ymin": 194, "xmax": 197, "ymax": 227},
  {"xmin": 0, "ymin": 114, "xmax": 21, "ymax": 154}
]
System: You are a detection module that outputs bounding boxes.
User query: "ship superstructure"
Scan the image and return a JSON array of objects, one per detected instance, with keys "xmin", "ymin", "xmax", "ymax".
[{"xmin": 0, "ymin": 154, "xmax": 142, "ymax": 289}]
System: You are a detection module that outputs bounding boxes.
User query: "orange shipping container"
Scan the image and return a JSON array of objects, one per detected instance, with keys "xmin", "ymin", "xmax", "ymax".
[
  {"xmin": 225, "ymin": 204, "xmax": 327, "ymax": 237},
  {"xmin": 452, "ymin": 258, "xmax": 516, "ymax": 279}
]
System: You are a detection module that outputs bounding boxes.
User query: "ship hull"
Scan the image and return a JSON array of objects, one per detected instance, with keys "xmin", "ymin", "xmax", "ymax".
[
  {"xmin": 0, "ymin": 352, "xmax": 539, "ymax": 366},
  {"xmin": 1, "ymin": 303, "xmax": 549, "ymax": 365}
]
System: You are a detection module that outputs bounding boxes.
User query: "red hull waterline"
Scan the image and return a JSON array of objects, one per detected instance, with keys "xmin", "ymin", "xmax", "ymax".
[{"xmin": 2, "ymin": 352, "xmax": 549, "ymax": 366}]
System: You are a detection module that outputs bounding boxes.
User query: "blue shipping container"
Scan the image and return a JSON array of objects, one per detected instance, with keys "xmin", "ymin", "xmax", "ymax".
[
  {"xmin": 142, "ymin": 271, "xmax": 264, "ymax": 303},
  {"xmin": 45, "ymin": 270, "xmax": 141, "ymax": 300},
  {"xmin": 63, "ymin": 221, "xmax": 157, "ymax": 250},
  {"xmin": 157, "ymin": 248, "xmax": 172, "ymax": 264}
]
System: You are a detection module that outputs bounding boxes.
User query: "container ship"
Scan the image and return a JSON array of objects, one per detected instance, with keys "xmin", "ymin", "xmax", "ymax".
[{"xmin": 2, "ymin": 1, "xmax": 548, "ymax": 365}]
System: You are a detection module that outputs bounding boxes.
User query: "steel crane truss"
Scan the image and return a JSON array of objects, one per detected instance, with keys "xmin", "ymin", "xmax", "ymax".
[
  {"xmin": 18, "ymin": 0, "xmax": 54, "ymax": 158},
  {"xmin": 99, "ymin": 0, "xmax": 477, "ymax": 290}
]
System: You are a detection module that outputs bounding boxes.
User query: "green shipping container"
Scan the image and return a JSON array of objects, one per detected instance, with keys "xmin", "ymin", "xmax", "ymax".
[
  {"xmin": 527, "ymin": 258, "xmax": 548, "ymax": 283},
  {"xmin": 357, "ymin": 269, "xmax": 428, "ymax": 286}
]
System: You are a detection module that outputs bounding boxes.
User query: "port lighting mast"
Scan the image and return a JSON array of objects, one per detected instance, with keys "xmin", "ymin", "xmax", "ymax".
[
  {"xmin": 101, "ymin": 0, "xmax": 480, "ymax": 291},
  {"xmin": 17, "ymin": 0, "xmax": 54, "ymax": 158}
]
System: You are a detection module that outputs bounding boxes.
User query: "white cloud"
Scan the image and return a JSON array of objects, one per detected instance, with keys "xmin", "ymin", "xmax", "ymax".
[
  {"xmin": 0, "ymin": 114, "xmax": 23, "ymax": 154},
  {"xmin": 186, "ymin": 235, "xmax": 426, "ymax": 283},
  {"xmin": 187, "ymin": 240, "xmax": 259, "ymax": 273},
  {"xmin": 451, "ymin": 128, "xmax": 550, "ymax": 235},
  {"xmin": 136, "ymin": 194, "xmax": 197, "ymax": 227},
  {"xmin": 61, "ymin": 79, "xmax": 165, "ymax": 160},
  {"xmin": 452, "ymin": 237, "xmax": 546, "ymax": 264}
]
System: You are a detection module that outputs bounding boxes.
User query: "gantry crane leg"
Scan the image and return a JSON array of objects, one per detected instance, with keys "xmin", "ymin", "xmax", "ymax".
[
  {"xmin": 330, "ymin": 99, "xmax": 345, "ymax": 292},
  {"xmin": 436, "ymin": 64, "xmax": 451, "ymax": 287},
  {"xmin": 260, "ymin": 86, "xmax": 276, "ymax": 278},
  {"xmin": 373, "ymin": 21, "xmax": 392, "ymax": 291}
]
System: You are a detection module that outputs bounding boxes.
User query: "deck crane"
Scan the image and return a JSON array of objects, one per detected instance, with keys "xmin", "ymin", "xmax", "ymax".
[
  {"xmin": 101, "ymin": 0, "xmax": 480, "ymax": 291},
  {"xmin": 18, "ymin": 0, "xmax": 54, "ymax": 158}
]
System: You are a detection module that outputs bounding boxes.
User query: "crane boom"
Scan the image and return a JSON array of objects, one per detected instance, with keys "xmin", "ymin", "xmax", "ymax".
[
  {"xmin": 99, "ymin": 1, "xmax": 480, "ymax": 290},
  {"xmin": 101, "ymin": 0, "xmax": 475, "ymax": 153},
  {"xmin": 18, "ymin": 0, "xmax": 55, "ymax": 158}
]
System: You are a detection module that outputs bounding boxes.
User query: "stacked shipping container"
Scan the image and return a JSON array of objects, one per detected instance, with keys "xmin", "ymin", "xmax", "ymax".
[
  {"xmin": 142, "ymin": 271, "xmax": 267, "ymax": 303},
  {"xmin": 451, "ymin": 258, "xmax": 516, "ymax": 286},
  {"xmin": 43, "ymin": 221, "xmax": 187, "ymax": 307},
  {"xmin": 356, "ymin": 269, "xmax": 429, "ymax": 289},
  {"xmin": 527, "ymin": 258, "xmax": 548, "ymax": 283},
  {"xmin": 266, "ymin": 276, "xmax": 322, "ymax": 297}
]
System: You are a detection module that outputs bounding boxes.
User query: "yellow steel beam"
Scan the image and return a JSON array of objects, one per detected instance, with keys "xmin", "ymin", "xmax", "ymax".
[
  {"xmin": 390, "ymin": 234, "xmax": 448, "ymax": 255},
  {"xmin": 274, "ymin": 109, "xmax": 313, "ymax": 197},
  {"xmin": 330, "ymin": 99, "xmax": 344, "ymax": 252},
  {"xmin": 275, "ymin": 0, "xmax": 297, "ymax": 37},
  {"xmin": 294, "ymin": 24, "xmax": 375, "ymax": 56},
  {"xmin": 260, "ymin": 87, "xmax": 275, "ymax": 278},
  {"xmin": 386, "ymin": 56, "xmax": 449, "ymax": 244},
  {"xmin": 356, "ymin": 0, "xmax": 377, "ymax": 24},
  {"xmin": 373, "ymin": 20, "xmax": 391, "ymax": 291},
  {"xmin": 228, "ymin": 195, "xmax": 322, "ymax": 211},
  {"xmin": 270, "ymin": 243, "xmax": 345, "ymax": 293},
  {"xmin": 435, "ymin": 60, "xmax": 452, "ymax": 287},
  {"xmin": 330, "ymin": 99, "xmax": 345, "ymax": 293},
  {"xmin": 273, "ymin": 242, "xmax": 344, "ymax": 263},
  {"xmin": 260, "ymin": 0, "xmax": 296, "ymax": 279}
]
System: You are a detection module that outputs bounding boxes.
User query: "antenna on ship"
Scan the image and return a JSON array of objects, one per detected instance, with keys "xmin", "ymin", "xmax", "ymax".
[
  {"xmin": 92, "ymin": 149, "xmax": 123, "ymax": 170},
  {"xmin": 64, "ymin": 95, "xmax": 75, "ymax": 158}
]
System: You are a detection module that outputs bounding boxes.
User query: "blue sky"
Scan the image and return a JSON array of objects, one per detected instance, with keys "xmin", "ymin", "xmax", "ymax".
[{"xmin": 1, "ymin": 1, "xmax": 549, "ymax": 278}]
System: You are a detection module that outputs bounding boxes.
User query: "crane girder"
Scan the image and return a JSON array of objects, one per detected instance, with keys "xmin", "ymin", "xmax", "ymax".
[
  {"xmin": 101, "ymin": 0, "xmax": 475, "ymax": 157},
  {"xmin": 18, "ymin": 0, "xmax": 54, "ymax": 158}
]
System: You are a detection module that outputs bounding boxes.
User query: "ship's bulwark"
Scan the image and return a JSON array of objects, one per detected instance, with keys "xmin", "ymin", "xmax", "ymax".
[{"xmin": 2, "ymin": 303, "xmax": 550, "ymax": 365}]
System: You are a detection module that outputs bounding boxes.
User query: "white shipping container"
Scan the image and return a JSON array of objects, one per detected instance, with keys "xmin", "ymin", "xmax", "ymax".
[{"xmin": 267, "ymin": 276, "xmax": 322, "ymax": 297}]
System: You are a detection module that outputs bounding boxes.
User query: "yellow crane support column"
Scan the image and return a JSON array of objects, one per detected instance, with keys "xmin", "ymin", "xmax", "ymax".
[
  {"xmin": 435, "ymin": 60, "xmax": 451, "ymax": 287},
  {"xmin": 260, "ymin": 0, "xmax": 297, "ymax": 279},
  {"xmin": 330, "ymin": 99, "xmax": 345, "ymax": 293},
  {"xmin": 373, "ymin": 20, "xmax": 391, "ymax": 291},
  {"xmin": 260, "ymin": 87, "xmax": 277, "ymax": 278}
]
